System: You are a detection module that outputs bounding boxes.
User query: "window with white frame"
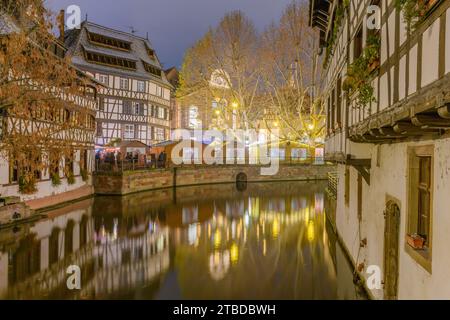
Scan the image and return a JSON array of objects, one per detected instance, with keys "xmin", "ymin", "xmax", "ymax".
[
  {"xmin": 97, "ymin": 74, "xmax": 108, "ymax": 85},
  {"xmin": 120, "ymin": 78, "xmax": 129, "ymax": 90},
  {"xmin": 132, "ymin": 102, "xmax": 141, "ymax": 115},
  {"xmin": 155, "ymin": 127, "xmax": 165, "ymax": 141},
  {"xmin": 157, "ymin": 106, "xmax": 165, "ymax": 119},
  {"xmin": 156, "ymin": 85, "xmax": 163, "ymax": 97},
  {"xmin": 137, "ymin": 80, "xmax": 145, "ymax": 92},
  {"xmin": 124, "ymin": 124, "xmax": 135, "ymax": 139}
]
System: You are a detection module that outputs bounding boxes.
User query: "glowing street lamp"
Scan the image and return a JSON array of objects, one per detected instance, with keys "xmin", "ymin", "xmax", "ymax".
[{"xmin": 232, "ymin": 102, "xmax": 239, "ymax": 109}]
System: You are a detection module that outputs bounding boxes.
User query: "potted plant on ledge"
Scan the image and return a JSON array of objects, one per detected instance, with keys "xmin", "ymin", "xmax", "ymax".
[
  {"xmin": 366, "ymin": 33, "xmax": 381, "ymax": 73},
  {"xmin": 406, "ymin": 233, "xmax": 426, "ymax": 250}
]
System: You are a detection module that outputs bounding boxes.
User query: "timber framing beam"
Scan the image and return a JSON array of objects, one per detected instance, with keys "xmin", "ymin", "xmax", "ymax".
[
  {"xmin": 346, "ymin": 157, "xmax": 371, "ymax": 185},
  {"xmin": 348, "ymin": 73, "xmax": 450, "ymax": 144}
]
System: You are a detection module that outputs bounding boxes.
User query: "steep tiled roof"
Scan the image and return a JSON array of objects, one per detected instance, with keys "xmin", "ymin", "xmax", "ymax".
[{"xmin": 65, "ymin": 21, "xmax": 171, "ymax": 87}]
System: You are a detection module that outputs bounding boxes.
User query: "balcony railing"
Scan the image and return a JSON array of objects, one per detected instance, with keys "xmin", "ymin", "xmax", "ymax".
[{"xmin": 95, "ymin": 156, "xmax": 327, "ymax": 173}]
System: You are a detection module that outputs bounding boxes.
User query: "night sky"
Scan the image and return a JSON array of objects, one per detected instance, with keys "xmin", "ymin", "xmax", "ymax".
[{"xmin": 46, "ymin": 0, "xmax": 295, "ymax": 69}]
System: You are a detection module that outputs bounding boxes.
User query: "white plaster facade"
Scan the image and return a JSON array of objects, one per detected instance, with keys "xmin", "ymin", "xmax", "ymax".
[
  {"xmin": 310, "ymin": 0, "xmax": 450, "ymax": 299},
  {"xmin": 0, "ymin": 149, "xmax": 95, "ymax": 202}
]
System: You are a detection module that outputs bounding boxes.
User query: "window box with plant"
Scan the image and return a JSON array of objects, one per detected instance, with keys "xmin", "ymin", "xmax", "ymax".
[
  {"xmin": 51, "ymin": 172, "xmax": 61, "ymax": 187},
  {"xmin": 343, "ymin": 33, "xmax": 380, "ymax": 108},
  {"xmin": 407, "ymin": 233, "xmax": 426, "ymax": 249},
  {"xmin": 396, "ymin": 0, "xmax": 441, "ymax": 31},
  {"xmin": 66, "ymin": 172, "xmax": 76, "ymax": 185},
  {"xmin": 18, "ymin": 173, "xmax": 37, "ymax": 194}
]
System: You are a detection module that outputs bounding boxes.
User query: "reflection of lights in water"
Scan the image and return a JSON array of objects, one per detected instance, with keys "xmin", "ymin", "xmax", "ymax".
[
  {"xmin": 188, "ymin": 224, "xmax": 198, "ymax": 246},
  {"xmin": 208, "ymin": 223, "xmax": 211, "ymax": 238},
  {"xmin": 209, "ymin": 250, "xmax": 230, "ymax": 281},
  {"xmin": 214, "ymin": 230, "xmax": 222, "ymax": 249},
  {"xmin": 244, "ymin": 214, "xmax": 250, "ymax": 228},
  {"xmin": 237, "ymin": 220, "xmax": 242, "ymax": 239},
  {"xmin": 272, "ymin": 219, "xmax": 280, "ymax": 239},
  {"xmin": 307, "ymin": 221, "xmax": 315, "ymax": 242},
  {"xmin": 250, "ymin": 198, "xmax": 260, "ymax": 217},
  {"xmin": 230, "ymin": 243, "xmax": 239, "ymax": 265},
  {"xmin": 113, "ymin": 219, "xmax": 118, "ymax": 241},
  {"xmin": 256, "ymin": 226, "xmax": 260, "ymax": 240},
  {"xmin": 315, "ymin": 193, "xmax": 324, "ymax": 212},
  {"xmin": 263, "ymin": 239, "xmax": 267, "ymax": 256},
  {"xmin": 157, "ymin": 235, "xmax": 165, "ymax": 252},
  {"xmin": 231, "ymin": 220, "xmax": 236, "ymax": 239}
]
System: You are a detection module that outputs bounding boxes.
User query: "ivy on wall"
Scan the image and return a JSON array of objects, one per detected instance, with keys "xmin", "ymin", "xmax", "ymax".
[
  {"xmin": 343, "ymin": 33, "xmax": 381, "ymax": 108},
  {"xmin": 396, "ymin": 0, "xmax": 440, "ymax": 32},
  {"xmin": 324, "ymin": 0, "xmax": 350, "ymax": 67}
]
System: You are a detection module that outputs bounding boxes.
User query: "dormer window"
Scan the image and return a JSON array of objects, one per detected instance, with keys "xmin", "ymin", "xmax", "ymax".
[
  {"xmin": 84, "ymin": 49, "xmax": 136, "ymax": 70},
  {"xmin": 87, "ymin": 31, "xmax": 131, "ymax": 51},
  {"xmin": 142, "ymin": 61, "xmax": 162, "ymax": 77},
  {"xmin": 145, "ymin": 44, "xmax": 155, "ymax": 59}
]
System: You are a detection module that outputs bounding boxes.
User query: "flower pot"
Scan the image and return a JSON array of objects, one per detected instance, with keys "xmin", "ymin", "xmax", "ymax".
[
  {"xmin": 407, "ymin": 234, "xmax": 426, "ymax": 249},
  {"xmin": 418, "ymin": 0, "xmax": 439, "ymax": 17}
]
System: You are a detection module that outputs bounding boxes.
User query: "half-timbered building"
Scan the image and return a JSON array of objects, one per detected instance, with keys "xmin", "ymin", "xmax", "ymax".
[
  {"xmin": 310, "ymin": 0, "xmax": 450, "ymax": 299},
  {"xmin": 65, "ymin": 21, "xmax": 172, "ymax": 147},
  {"xmin": 0, "ymin": 11, "xmax": 97, "ymax": 208}
]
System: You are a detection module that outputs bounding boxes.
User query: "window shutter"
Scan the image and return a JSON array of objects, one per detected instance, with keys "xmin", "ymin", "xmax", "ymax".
[
  {"xmin": 164, "ymin": 108, "xmax": 168, "ymax": 120},
  {"xmin": 134, "ymin": 125, "xmax": 139, "ymax": 139},
  {"xmin": 150, "ymin": 126, "xmax": 154, "ymax": 140},
  {"xmin": 140, "ymin": 104, "xmax": 145, "ymax": 116}
]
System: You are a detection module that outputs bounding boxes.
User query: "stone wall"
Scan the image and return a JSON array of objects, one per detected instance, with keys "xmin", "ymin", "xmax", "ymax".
[
  {"xmin": 334, "ymin": 136, "xmax": 450, "ymax": 299},
  {"xmin": 93, "ymin": 164, "xmax": 336, "ymax": 195}
]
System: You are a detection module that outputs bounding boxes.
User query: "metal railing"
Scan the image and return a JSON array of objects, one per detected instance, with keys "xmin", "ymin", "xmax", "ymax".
[
  {"xmin": 95, "ymin": 156, "xmax": 327, "ymax": 173},
  {"xmin": 327, "ymin": 171, "xmax": 338, "ymax": 198}
]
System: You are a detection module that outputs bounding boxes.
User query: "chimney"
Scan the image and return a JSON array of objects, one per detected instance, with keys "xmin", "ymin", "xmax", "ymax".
[{"xmin": 57, "ymin": 10, "xmax": 65, "ymax": 43}]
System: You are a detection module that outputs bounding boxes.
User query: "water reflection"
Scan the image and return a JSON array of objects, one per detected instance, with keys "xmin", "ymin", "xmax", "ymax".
[{"xmin": 0, "ymin": 182, "xmax": 367, "ymax": 300}]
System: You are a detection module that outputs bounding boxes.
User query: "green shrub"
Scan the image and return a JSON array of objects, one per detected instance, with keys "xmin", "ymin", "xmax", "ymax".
[
  {"xmin": 51, "ymin": 172, "xmax": 61, "ymax": 187},
  {"xmin": 19, "ymin": 174, "xmax": 37, "ymax": 194},
  {"xmin": 67, "ymin": 172, "xmax": 76, "ymax": 185}
]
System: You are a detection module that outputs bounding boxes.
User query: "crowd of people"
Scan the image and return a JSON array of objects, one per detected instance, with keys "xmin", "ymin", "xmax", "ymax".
[{"xmin": 95, "ymin": 150, "xmax": 168, "ymax": 170}]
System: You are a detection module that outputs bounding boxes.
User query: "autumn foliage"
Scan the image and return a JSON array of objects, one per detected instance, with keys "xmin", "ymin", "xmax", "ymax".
[
  {"xmin": 178, "ymin": 0, "xmax": 325, "ymax": 146},
  {"xmin": 0, "ymin": 0, "xmax": 95, "ymax": 193}
]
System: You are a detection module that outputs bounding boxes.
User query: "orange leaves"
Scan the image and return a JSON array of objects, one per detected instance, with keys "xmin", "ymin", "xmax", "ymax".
[{"xmin": 1, "ymin": 2, "xmax": 95, "ymax": 193}]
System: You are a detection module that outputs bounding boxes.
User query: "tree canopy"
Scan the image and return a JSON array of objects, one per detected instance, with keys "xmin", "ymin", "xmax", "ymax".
[
  {"xmin": 178, "ymin": 0, "xmax": 325, "ymax": 147},
  {"xmin": 1, "ymin": 0, "xmax": 95, "ymax": 193}
]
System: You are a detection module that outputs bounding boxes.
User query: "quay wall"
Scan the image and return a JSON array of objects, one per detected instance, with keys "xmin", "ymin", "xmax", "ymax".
[{"xmin": 93, "ymin": 164, "xmax": 336, "ymax": 195}]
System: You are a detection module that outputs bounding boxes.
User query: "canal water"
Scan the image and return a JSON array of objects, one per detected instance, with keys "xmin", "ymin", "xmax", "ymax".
[{"xmin": 0, "ymin": 181, "xmax": 367, "ymax": 300}]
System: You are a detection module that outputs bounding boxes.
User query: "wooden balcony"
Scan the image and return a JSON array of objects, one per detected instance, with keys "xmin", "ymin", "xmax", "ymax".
[{"xmin": 348, "ymin": 73, "xmax": 450, "ymax": 144}]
